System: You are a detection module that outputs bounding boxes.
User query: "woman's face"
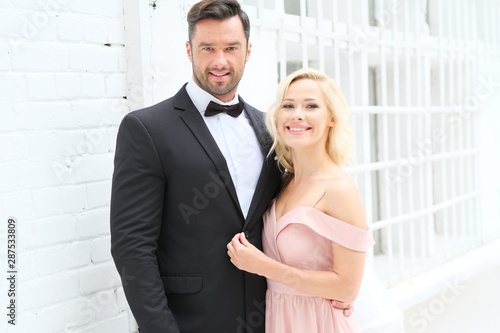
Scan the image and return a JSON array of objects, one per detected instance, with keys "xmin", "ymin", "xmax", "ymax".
[{"xmin": 277, "ymin": 79, "xmax": 334, "ymax": 151}]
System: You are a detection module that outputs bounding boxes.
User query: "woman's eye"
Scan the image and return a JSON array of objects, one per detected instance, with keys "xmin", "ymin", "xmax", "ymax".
[
  {"xmin": 306, "ymin": 104, "xmax": 319, "ymax": 109},
  {"xmin": 282, "ymin": 104, "xmax": 294, "ymax": 109}
]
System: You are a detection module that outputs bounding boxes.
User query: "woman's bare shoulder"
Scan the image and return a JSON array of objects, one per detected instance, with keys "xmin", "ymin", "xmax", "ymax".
[{"xmin": 320, "ymin": 177, "xmax": 367, "ymax": 230}]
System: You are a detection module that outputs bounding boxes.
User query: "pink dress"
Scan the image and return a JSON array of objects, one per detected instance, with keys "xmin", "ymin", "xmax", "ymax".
[{"xmin": 262, "ymin": 182, "xmax": 375, "ymax": 333}]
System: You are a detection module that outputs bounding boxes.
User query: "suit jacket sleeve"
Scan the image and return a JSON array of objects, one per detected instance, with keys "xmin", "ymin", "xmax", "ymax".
[{"xmin": 110, "ymin": 113, "xmax": 180, "ymax": 332}]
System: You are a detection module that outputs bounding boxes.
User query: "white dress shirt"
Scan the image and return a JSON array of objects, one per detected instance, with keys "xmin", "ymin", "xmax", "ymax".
[{"xmin": 186, "ymin": 78, "xmax": 264, "ymax": 218}]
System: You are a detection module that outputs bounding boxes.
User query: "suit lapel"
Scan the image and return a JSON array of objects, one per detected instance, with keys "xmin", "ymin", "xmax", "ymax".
[
  {"xmin": 241, "ymin": 101, "xmax": 277, "ymax": 227},
  {"xmin": 241, "ymin": 101, "xmax": 271, "ymax": 155},
  {"xmin": 175, "ymin": 86, "xmax": 243, "ymax": 216},
  {"xmin": 244, "ymin": 155, "xmax": 275, "ymax": 227}
]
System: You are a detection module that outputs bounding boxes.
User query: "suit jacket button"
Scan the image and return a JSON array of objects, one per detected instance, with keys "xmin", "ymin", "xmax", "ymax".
[{"xmin": 244, "ymin": 230, "xmax": 249, "ymax": 238}]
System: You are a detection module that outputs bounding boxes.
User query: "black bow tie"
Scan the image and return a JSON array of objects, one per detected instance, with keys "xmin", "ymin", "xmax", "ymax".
[{"xmin": 204, "ymin": 101, "xmax": 244, "ymax": 117}]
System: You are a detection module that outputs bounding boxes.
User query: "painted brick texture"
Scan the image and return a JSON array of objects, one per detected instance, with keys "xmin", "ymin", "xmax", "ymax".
[{"xmin": 0, "ymin": 0, "xmax": 135, "ymax": 332}]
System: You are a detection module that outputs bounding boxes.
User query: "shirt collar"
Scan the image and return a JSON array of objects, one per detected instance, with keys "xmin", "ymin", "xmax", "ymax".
[{"xmin": 186, "ymin": 77, "xmax": 240, "ymax": 115}]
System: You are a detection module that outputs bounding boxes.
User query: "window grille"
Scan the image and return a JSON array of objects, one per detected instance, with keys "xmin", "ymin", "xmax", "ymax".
[{"xmin": 242, "ymin": 0, "xmax": 500, "ymax": 286}]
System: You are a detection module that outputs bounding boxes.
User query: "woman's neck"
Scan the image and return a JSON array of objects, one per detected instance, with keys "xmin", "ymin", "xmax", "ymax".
[{"xmin": 290, "ymin": 147, "xmax": 339, "ymax": 182}]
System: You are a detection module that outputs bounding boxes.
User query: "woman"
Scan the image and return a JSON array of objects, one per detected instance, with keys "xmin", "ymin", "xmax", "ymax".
[{"xmin": 227, "ymin": 68, "xmax": 375, "ymax": 332}]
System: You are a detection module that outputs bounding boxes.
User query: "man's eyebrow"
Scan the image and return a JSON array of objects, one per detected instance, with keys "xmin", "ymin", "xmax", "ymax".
[
  {"xmin": 198, "ymin": 42, "xmax": 213, "ymax": 47},
  {"xmin": 197, "ymin": 41, "xmax": 243, "ymax": 47}
]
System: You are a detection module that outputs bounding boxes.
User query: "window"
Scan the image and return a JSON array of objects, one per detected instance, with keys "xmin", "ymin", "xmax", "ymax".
[{"xmin": 243, "ymin": 0, "xmax": 500, "ymax": 286}]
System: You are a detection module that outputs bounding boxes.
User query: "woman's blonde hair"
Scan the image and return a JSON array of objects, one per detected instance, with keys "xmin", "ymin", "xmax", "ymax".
[{"xmin": 266, "ymin": 68, "xmax": 353, "ymax": 174}]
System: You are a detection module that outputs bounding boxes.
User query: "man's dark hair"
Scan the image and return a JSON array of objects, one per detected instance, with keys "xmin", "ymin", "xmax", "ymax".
[{"xmin": 187, "ymin": 0, "xmax": 250, "ymax": 44}]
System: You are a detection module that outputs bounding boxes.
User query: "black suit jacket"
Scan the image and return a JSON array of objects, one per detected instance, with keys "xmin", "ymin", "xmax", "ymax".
[{"xmin": 110, "ymin": 84, "xmax": 281, "ymax": 333}]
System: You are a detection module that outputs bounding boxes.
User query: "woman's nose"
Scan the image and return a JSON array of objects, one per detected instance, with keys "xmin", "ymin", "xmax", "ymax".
[{"xmin": 291, "ymin": 107, "xmax": 304, "ymax": 121}]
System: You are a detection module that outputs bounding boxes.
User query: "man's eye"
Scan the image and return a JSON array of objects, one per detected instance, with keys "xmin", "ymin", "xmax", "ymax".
[
  {"xmin": 227, "ymin": 47, "xmax": 237, "ymax": 51},
  {"xmin": 203, "ymin": 47, "xmax": 213, "ymax": 51}
]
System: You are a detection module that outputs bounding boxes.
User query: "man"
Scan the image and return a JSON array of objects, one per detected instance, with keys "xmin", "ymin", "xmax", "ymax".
[{"xmin": 111, "ymin": 1, "xmax": 280, "ymax": 332}]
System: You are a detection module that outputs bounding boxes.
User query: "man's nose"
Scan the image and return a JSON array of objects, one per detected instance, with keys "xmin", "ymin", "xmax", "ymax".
[{"xmin": 213, "ymin": 51, "xmax": 228, "ymax": 68}]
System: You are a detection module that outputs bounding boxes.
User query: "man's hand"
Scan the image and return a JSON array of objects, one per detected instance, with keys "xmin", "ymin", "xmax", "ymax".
[{"xmin": 331, "ymin": 300, "xmax": 354, "ymax": 317}]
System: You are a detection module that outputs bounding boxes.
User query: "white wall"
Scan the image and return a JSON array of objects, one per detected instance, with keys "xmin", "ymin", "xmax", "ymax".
[{"xmin": 0, "ymin": 0, "xmax": 134, "ymax": 332}]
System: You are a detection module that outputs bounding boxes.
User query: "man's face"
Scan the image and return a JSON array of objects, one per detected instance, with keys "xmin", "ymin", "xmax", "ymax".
[{"xmin": 186, "ymin": 16, "xmax": 252, "ymax": 103}]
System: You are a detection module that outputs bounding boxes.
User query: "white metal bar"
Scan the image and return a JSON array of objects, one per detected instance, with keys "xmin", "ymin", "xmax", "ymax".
[
  {"xmin": 380, "ymin": 32, "xmax": 388, "ymax": 104},
  {"xmin": 300, "ymin": 0, "xmax": 308, "ymax": 68},
  {"xmin": 377, "ymin": 1, "xmax": 393, "ymax": 275},
  {"xmin": 463, "ymin": 0, "xmax": 470, "ymax": 42},
  {"xmin": 406, "ymin": 119, "xmax": 417, "ymax": 265},
  {"xmin": 332, "ymin": 0, "xmax": 341, "ymax": 87},
  {"xmin": 257, "ymin": 0, "xmax": 265, "ymax": 19},
  {"xmin": 360, "ymin": 47, "xmax": 374, "ymax": 268},
  {"xmin": 332, "ymin": 0, "xmax": 339, "ymax": 30},
  {"xmin": 457, "ymin": 0, "xmax": 467, "ymax": 252},
  {"xmin": 344, "ymin": 148, "xmax": 481, "ymax": 176},
  {"xmin": 370, "ymin": 190, "xmax": 482, "ymax": 231},
  {"xmin": 316, "ymin": 0, "xmax": 325, "ymax": 72},
  {"xmin": 472, "ymin": 0, "xmax": 478, "ymax": 44},
  {"xmin": 448, "ymin": 17, "xmax": 458, "ymax": 254},
  {"xmin": 459, "ymin": 155, "xmax": 466, "ymax": 250},
  {"xmin": 349, "ymin": 105, "xmax": 482, "ymax": 114},
  {"xmin": 424, "ymin": 55, "xmax": 436, "ymax": 262},
  {"xmin": 403, "ymin": 0, "xmax": 411, "ymax": 107},
  {"xmin": 392, "ymin": 1, "xmax": 400, "ymax": 106},
  {"xmin": 496, "ymin": 1, "xmax": 500, "ymax": 45},
  {"xmin": 484, "ymin": 0, "xmax": 491, "ymax": 46},
  {"xmin": 435, "ymin": 0, "xmax": 448, "ymax": 258},
  {"xmin": 387, "ymin": 224, "xmax": 394, "ymax": 284},
  {"xmin": 347, "ymin": 0, "xmax": 355, "ymax": 104},
  {"xmin": 391, "ymin": 1, "xmax": 407, "ymax": 273},
  {"xmin": 442, "ymin": 158, "xmax": 450, "ymax": 253}
]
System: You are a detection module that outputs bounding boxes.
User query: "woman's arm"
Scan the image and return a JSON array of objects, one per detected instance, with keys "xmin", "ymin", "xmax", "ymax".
[{"xmin": 227, "ymin": 179, "xmax": 368, "ymax": 303}]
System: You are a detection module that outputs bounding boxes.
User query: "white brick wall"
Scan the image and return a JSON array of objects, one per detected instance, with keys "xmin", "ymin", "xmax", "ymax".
[{"xmin": 0, "ymin": 0, "xmax": 135, "ymax": 332}]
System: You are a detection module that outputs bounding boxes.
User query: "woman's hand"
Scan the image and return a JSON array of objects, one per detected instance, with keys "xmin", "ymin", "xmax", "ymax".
[{"xmin": 227, "ymin": 232, "xmax": 268, "ymax": 275}]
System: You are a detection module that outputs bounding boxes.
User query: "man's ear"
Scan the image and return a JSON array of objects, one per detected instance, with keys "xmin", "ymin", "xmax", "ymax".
[
  {"xmin": 245, "ymin": 41, "xmax": 252, "ymax": 64},
  {"xmin": 186, "ymin": 41, "xmax": 193, "ymax": 62}
]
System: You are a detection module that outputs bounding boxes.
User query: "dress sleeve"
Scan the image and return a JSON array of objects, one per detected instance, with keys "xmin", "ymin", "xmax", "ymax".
[{"xmin": 288, "ymin": 209, "xmax": 375, "ymax": 252}]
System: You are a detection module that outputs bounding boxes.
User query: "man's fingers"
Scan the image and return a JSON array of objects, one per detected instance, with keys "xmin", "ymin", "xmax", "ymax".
[
  {"xmin": 345, "ymin": 306, "xmax": 353, "ymax": 316},
  {"xmin": 330, "ymin": 300, "xmax": 354, "ymax": 317}
]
